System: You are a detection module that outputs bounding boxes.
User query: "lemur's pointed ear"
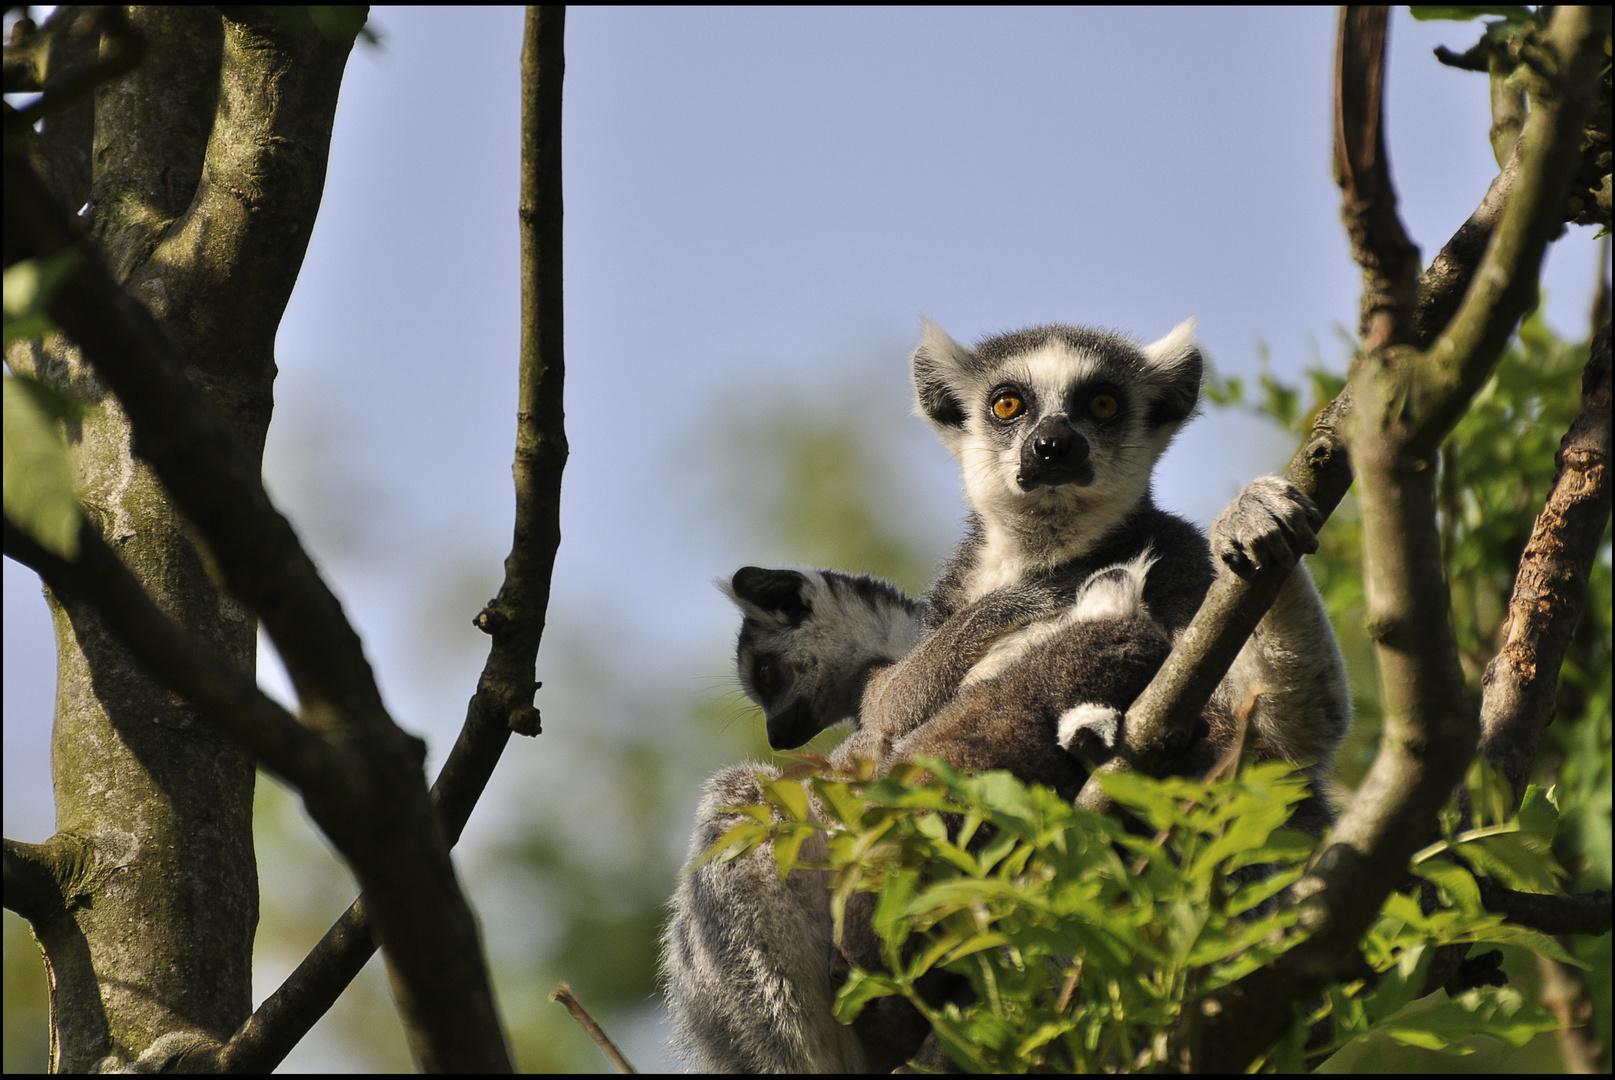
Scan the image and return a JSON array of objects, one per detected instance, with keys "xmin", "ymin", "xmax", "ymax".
[
  {"xmin": 912, "ymin": 318, "xmax": 975, "ymax": 453},
  {"xmin": 1140, "ymin": 318, "xmax": 1203, "ymax": 430},
  {"xmin": 721, "ymin": 567, "xmax": 813, "ymax": 626},
  {"xmin": 1142, "ymin": 318, "xmax": 1199, "ymax": 370}
]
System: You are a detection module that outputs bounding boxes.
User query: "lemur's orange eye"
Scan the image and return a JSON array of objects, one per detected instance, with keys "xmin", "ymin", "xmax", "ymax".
[
  {"xmin": 992, "ymin": 394, "xmax": 1024, "ymax": 420},
  {"xmin": 1088, "ymin": 394, "xmax": 1119, "ymax": 420},
  {"xmin": 755, "ymin": 662, "xmax": 775, "ymax": 691}
]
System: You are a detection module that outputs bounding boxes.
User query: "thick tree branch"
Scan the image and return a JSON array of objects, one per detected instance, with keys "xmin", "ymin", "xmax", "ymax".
[
  {"xmin": 3, "ymin": 7, "xmax": 102, "ymax": 211},
  {"xmin": 1415, "ymin": 140, "xmax": 1520, "ymax": 346},
  {"xmin": 1084, "ymin": 8, "xmax": 1414, "ymax": 805},
  {"xmin": 2, "ymin": 838, "xmax": 69, "ymax": 925},
  {"xmin": 212, "ymin": 8, "xmax": 569, "ymax": 1070},
  {"xmin": 84, "ymin": 7, "xmax": 222, "ymax": 285},
  {"xmin": 0, "ymin": 7, "xmax": 142, "ymax": 133},
  {"xmin": 1487, "ymin": 51, "xmax": 1528, "ymax": 169},
  {"xmin": 159, "ymin": 8, "xmax": 359, "ymax": 361},
  {"xmin": 3, "ymin": 515, "xmax": 346, "ymax": 795},
  {"xmin": 1479, "ymin": 325, "xmax": 1612, "ymax": 806},
  {"xmin": 1182, "ymin": 8, "xmax": 1610, "ymax": 1072}
]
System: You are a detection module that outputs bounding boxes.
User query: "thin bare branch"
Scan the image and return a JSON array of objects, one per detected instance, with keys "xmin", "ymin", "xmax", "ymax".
[
  {"xmin": 551, "ymin": 984, "xmax": 637, "ymax": 1074},
  {"xmin": 1335, "ymin": 5, "xmax": 1421, "ymax": 354}
]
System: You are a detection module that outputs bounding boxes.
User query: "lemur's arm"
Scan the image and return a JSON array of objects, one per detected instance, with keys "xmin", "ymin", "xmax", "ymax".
[
  {"xmin": 1207, "ymin": 476, "xmax": 1351, "ymax": 766},
  {"xmin": 661, "ymin": 764, "xmax": 869, "ymax": 1073}
]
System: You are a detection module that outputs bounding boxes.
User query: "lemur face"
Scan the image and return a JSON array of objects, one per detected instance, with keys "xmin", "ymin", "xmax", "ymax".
[{"xmin": 912, "ymin": 320, "xmax": 1203, "ymax": 524}]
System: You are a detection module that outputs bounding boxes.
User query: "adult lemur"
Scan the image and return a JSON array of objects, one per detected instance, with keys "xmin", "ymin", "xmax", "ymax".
[{"xmin": 662, "ymin": 319, "xmax": 1350, "ymax": 1072}]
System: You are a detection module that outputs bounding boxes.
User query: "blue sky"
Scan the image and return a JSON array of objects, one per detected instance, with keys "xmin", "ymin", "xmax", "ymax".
[{"xmin": 4, "ymin": 7, "xmax": 1605, "ymax": 1068}]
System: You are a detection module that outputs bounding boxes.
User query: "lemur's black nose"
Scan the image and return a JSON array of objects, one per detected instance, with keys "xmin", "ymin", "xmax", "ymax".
[
  {"xmin": 1035, "ymin": 433, "xmax": 1070, "ymax": 461},
  {"xmin": 1018, "ymin": 416, "xmax": 1092, "ymax": 489}
]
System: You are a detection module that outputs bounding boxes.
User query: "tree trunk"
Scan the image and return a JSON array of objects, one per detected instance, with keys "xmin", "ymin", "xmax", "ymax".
[{"xmin": 5, "ymin": 8, "xmax": 357, "ymax": 1068}]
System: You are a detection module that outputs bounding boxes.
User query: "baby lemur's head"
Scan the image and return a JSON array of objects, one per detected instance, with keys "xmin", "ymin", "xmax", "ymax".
[{"xmin": 912, "ymin": 319, "xmax": 1203, "ymax": 568}]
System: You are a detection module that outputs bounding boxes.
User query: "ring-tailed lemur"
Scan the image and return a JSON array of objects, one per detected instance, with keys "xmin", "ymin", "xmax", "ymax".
[{"xmin": 663, "ymin": 318, "xmax": 1350, "ymax": 1072}]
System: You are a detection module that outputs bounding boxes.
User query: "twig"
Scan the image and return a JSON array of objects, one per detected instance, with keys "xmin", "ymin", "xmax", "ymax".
[{"xmin": 550, "ymin": 984, "xmax": 637, "ymax": 1074}]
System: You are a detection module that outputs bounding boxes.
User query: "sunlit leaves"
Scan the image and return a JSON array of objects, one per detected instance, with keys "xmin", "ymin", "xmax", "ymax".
[
  {"xmin": 706, "ymin": 750, "xmax": 1592, "ymax": 1071},
  {"xmin": 2, "ymin": 376, "xmax": 83, "ymax": 559}
]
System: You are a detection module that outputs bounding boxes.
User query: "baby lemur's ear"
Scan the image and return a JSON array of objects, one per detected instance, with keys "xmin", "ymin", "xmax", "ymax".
[
  {"xmin": 1140, "ymin": 317, "xmax": 1203, "ymax": 430},
  {"xmin": 722, "ymin": 567, "xmax": 812, "ymax": 627},
  {"xmin": 911, "ymin": 317, "xmax": 976, "ymax": 456}
]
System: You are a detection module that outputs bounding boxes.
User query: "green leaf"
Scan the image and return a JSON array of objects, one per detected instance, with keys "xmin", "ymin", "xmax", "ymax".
[
  {"xmin": 1459, "ymin": 923, "xmax": 1588, "ymax": 967},
  {"xmin": 1365, "ymin": 943, "xmax": 1435, "ymax": 1024},
  {"xmin": 1455, "ymin": 830, "xmax": 1562, "ymax": 894},
  {"xmin": 1411, "ymin": 857, "xmax": 1486, "ymax": 917},
  {"xmin": 1391, "ymin": 985, "xmax": 1562, "ymax": 1051},
  {"xmin": 761, "ymin": 775, "xmax": 810, "ymax": 821},
  {"xmin": 2, "ymin": 252, "xmax": 78, "ymax": 347},
  {"xmin": 771, "ymin": 823, "xmax": 816, "ymax": 879},
  {"xmin": 1517, "ymin": 784, "xmax": 1560, "ymax": 843},
  {"xmin": 3, "ymin": 375, "xmax": 82, "ymax": 559},
  {"xmin": 812, "ymin": 777, "xmax": 867, "ymax": 828},
  {"xmin": 873, "ymin": 869, "xmax": 918, "ymax": 964},
  {"xmin": 834, "ymin": 968, "xmax": 902, "ymax": 1022}
]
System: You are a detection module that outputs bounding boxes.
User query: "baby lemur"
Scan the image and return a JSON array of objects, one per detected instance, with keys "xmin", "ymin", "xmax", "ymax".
[{"xmin": 663, "ymin": 318, "xmax": 1350, "ymax": 1072}]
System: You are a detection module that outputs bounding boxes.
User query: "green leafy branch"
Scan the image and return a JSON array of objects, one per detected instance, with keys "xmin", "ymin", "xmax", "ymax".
[{"xmin": 703, "ymin": 754, "xmax": 1578, "ymax": 1072}]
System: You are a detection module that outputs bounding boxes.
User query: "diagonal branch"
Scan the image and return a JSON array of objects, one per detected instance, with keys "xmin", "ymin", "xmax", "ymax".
[
  {"xmin": 1412, "ymin": 8, "xmax": 1610, "ymax": 454},
  {"xmin": 212, "ymin": 8, "xmax": 569, "ymax": 1069},
  {"xmin": 1075, "ymin": 386, "xmax": 1355, "ymax": 811}
]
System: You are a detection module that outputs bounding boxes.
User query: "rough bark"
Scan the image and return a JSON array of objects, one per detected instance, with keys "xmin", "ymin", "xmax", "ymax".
[
  {"xmin": 1479, "ymin": 325, "xmax": 1612, "ymax": 805},
  {"xmin": 1, "ymin": 7, "xmax": 358, "ymax": 1070}
]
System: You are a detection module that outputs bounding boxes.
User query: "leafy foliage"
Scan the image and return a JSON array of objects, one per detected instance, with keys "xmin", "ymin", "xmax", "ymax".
[{"xmin": 705, "ymin": 753, "xmax": 1573, "ymax": 1072}]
